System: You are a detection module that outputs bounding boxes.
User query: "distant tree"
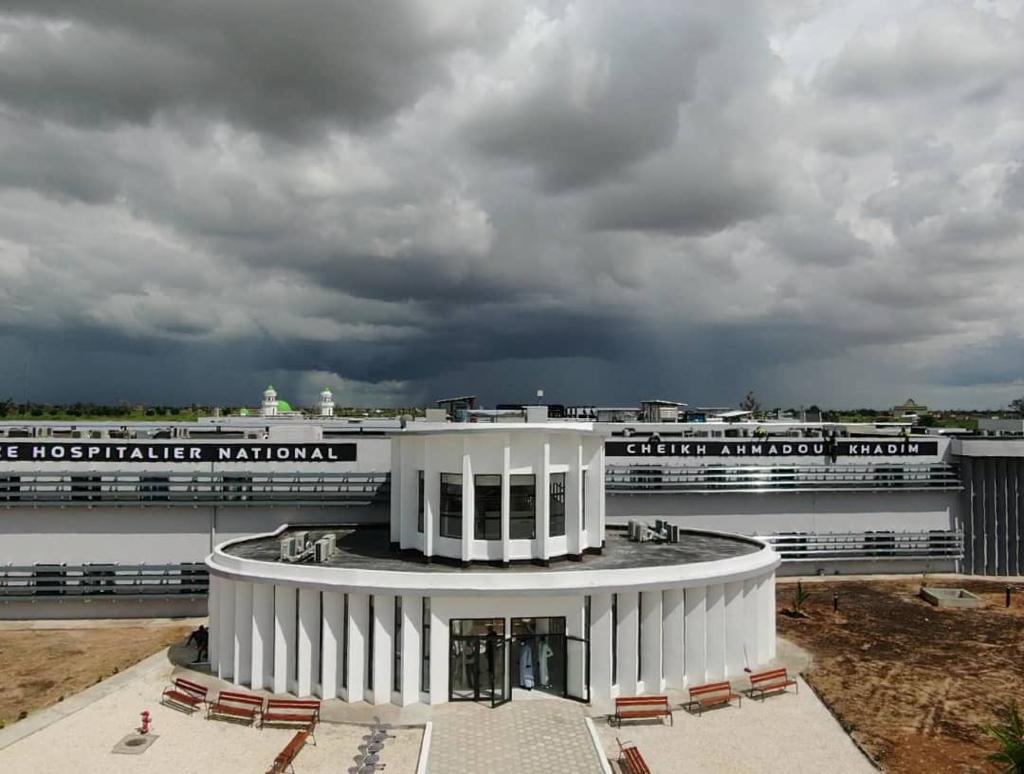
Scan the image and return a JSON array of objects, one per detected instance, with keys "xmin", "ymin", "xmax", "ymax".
[
  {"xmin": 1010, "ymin": 398, "xmax": 1024, "ymax": 417},
  {"xmin": 984, "ymin": 700, "xmax": 1024, "ymax": 773},
  {"xmin": 740, "ymin": 391, "xmax": 761, "ymax": 415}
]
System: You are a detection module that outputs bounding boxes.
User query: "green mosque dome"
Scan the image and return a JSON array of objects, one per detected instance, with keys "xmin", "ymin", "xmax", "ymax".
[{"xmin": 276, "ymin": 400, "xmax": 293, "ymax": 413}]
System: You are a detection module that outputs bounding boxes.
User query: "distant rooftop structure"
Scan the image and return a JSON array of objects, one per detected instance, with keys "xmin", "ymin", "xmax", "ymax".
[{"xmin": 893, "ymin": 398, "xmax": 929, "ymax": 416}]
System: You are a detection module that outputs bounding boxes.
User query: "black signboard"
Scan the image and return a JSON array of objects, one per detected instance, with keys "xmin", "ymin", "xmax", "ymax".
[
  {"xmin": 0, "ymin": 442, "xmax": 357, "ymax": 464},
  {"xmin": 606, "ymin": 439, "xmax": 939, "ymax": 458}
]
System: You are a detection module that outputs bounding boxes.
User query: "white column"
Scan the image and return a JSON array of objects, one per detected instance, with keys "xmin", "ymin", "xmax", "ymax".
[
  {"xmin": 461, "ymin": 449, "xmax": 473, "ymax": 562},
  {"xmin": 345, "ymin": 592, "xmax": 369, "ymax": 703},
  {"xmin": 273, "ymin": 585, "xmax": 297, "ymax": 694},
  {"xmin": 428, "ymin": 609, "xmax": 448, "ymax": 706},
  {"xmin": 566, "ymin": 597, "xmax": 587, "ymax": 699},
  {"xmin": 597, "ymin": 443, "xmax": 606, "ymax": 539},
  {"xmin": 538, "ymin": 437, "xmax": 551, "ymax": 560},
  {"xmin": 616, "ymin": 591, "xmax": 639, "ymax": 696},
  {"xmin": 251, "ymin": 583, "xmax": 275, "ymax": 691},
  {"xmin": 501, "ymin": 437, "xmax": 511, "ymax": 563},
  {"xmin": 320, "ymin": 591, "xmax": 344, "ymax": 699},
  {"xmin": 765, "ymin": 574, "xmax": 777, "ymax": 661},
  {"xmin": 208, "ymin": 574, "xmax": 220, "ymax": 668},
  {"xmin": 424, "ymin": 443, "xmax": 438, "ymax": 558},
  {"xmin": 742, "ymin": 578, "xmax": 761, "ymax": 672},
  {"xmin": 568, "ymin": 441, "xmax": 584, "ymax": 556},
  {"xmin": 391, "ymin": 438, "xmax": 403, "ymax": 546},
  {"xmin": 233, "ymin": 582, "xmax": 254, "ymax": 686},
  {"xmin": 372, "ymin": 594, "xmax": 395, "ymax": 705},
  {"xmin": 590, "ymin": 594, "xmax": 614, "ymax": 702},
  {"xmin": 297, "ymin": 588, "xmax": 320, "ymax": 697},
  {"xmin": 399, "ymin": 595, "xmax": 422, "ymax": 706},
  {"xmin": 217, "ymin": 578, "xmax": 236, "ymax": 681},
  {"xmin": 684, "ymin": 586, "xmax": 706, "ymax": 686},
  {"xmin": 724, "ymin": 581, "xmax": 745, "ymax": 677},
  {"xmin": 662, "ymin": 588, "xmax": 685, "ymax": 689},
  {"xmin": 640, "ymin": 590, "xmax": 662, "ymax": 693},
  {"xmin": 705, "ymin": 584, "xmax": 726, "ymax": 681}
]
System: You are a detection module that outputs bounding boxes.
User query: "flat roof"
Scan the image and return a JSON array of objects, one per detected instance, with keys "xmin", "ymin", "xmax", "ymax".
[{"xmin": 223, "ymin": 525, "xmax": 761, "ymax": 573}]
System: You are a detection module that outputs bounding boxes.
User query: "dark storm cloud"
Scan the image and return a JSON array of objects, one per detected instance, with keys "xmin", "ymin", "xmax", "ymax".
[
  {"xmin": 0, "ymin": 1, "xmax": 514, "ymax": 138},
  {"xmin": 0, "ymin": 0, "xmax": 1023, "ymax": 409}
]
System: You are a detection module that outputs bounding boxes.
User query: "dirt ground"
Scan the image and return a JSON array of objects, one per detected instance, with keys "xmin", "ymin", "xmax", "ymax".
[
  {"xmin": 777, "ymin": 579, "xmax": 1024, "ymax": 774},
  {"xmin": 0, "ymin": 621, "xmax": 194, "ymax": 726}
]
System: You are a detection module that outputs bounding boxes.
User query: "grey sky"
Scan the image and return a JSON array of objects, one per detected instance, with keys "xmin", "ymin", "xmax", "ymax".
[{"xmin": 0, "ymin": 0, "xmax": 1022, "ymax": 409}]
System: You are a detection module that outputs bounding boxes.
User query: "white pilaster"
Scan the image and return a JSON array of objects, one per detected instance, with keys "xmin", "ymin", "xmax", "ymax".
[
  {"xmin": 251, "ymin": 583, "xmax": 275, "ymax": 691},
  {"xmin": 684, "ymin": 586, "xmax": 706, "ymax": 686},
  {"xmin": 399, "ymin": 595, "xmax": 422, "ymax": 706},
  {"xmin": 640, "ymin": 590, "xmax": 662, "ymax": 692},
  {"xmin": 765, "ymin": 574, "xmax": 777, "ymax": 661},
  {"xmin": 345, "ymin": 592, "xmax": 369, "ymax": 703},
  {"xmin": 742, "ymin": 578, "xmax": 761, "ymax": 672},
  {"xmin": 616, "ymin": 591, "xmax": 639, "ymax": 695},
  {"xmin": 233, "ymin": 582, "xmax": 254, "ymax": 686},
  {"xmin": 297, "ymin": 588, "xmax": 320, "ymax": 697},
  {"xmin": 319, "ymin": 591, "xmax": 344, "ymax": 699},
  {"xmin": 428, "ymin": 610, "xmax": 448, "ymax": 705},
  {"xmin": 391, "ymin": 438, "xmax": 402, "ymax": 546},
  {"xmin": 662, "ymin": 588, "xmax": 685, "ymax": 689},
  {"xmin": 424, "ymin": 443, "xmax": 438, "ymax": 558},
  {"xmin": 705, "ymin": 584, "xmax": 726, "ymax": 681},
  {"xmin": 568, "ymin": 441, "xmax": 583, "ymax": 556},
  {"xmin": 372, "ymin": 594, "xmax": 395, "ymax": 705},
  {"xmin": 501, "ymin": 437, "xmax": 511, "ymax": 563},
  {"xmin": 539, "ymin": 438, "xmax": 551, "ymax": 559},
  {"xmin": 461, "ymin": 449, "xmax": 473, "ymax": 562},
  {"xmin": 273, "ymin": 585, "xmax": 297, "ymax": 694},
  {"xmin": 590, "ymin": 594, "xmax": 614, "ymax": 702},
  {"xmin": 217, "ymin": 578, "xmax": 235, "ymax": 681},
  {"xmin": 724, "ymin": 581, "xmax": 745, "ymax": 676}
]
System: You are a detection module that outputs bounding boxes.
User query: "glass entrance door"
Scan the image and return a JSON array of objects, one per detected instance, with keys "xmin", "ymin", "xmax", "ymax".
[
  {"xmin": 510, "ymin": 617, "xmax": 567, "ymax": 697},
  {"xmin": 565, "ymin": 635, "xmax": 590, "ymax": 703},
  {"xmin": 449, "ymin": 618, "xmax": 506, "ymax": 703}
]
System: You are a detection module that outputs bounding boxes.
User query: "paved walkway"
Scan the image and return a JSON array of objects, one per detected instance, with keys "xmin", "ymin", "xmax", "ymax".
[{"xmin": 428, "ymin": 699, "xmax": 603, "ymax": 774}]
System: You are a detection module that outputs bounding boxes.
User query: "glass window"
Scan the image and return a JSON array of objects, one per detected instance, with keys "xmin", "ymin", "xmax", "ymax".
[
  {"xmin": 549, "ymin": 473, "xmax": 566, "ymax": 537},
  {"xmin": 367, "ymin": 595, "xmax": 374, "ymax": 691},
  {"xmin": 581, "ymin": 470, "xmax": 587, "ymax": 531},
  {"xmin": 439, "ymin": 474, "xmax": 463, "ymax": 538},
  {"xmin": 509, "ymin": 474, "xmax": 536, "ymax": 539},
  {"xmin": 417, "ymin": 471, "xmax": 425, "ymax": 533},
  {"xmin": 611, "ymin": 593, "xmax": 618, "ymax": 685},
  {"xmin": 421, "ymin": 597, "xmax": 431, "ymax": 694},
  {"xmin": 474, "ymin": 474, "xmax": 502, "ymax": 540},
  {"xmin": 394, "ymin": 597, "xmax": 402, "ymax": 693}
]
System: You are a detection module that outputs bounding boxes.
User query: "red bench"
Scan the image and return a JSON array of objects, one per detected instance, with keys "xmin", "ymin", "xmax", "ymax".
[
  {"xmin": 160, "ymin": 677, "xmax": 208, "ymax": 715},
  {"xmin": 262, "ymin": 699, "xmax": 320, "ymax": 741},
  {"xmin": 613, "ymin": 695, "xmax": 673, "ymax": 727},
  {"xmin": 686, "ymin": 680, "xmax": 741, "ymax": 715},
  {"xmin": 616, "ymin": 738, "xmax": 651, "ymax": 774},
  {"xmin": 267, "ymin": 729, "xmax": 310, "ymax": 774},
  {"xmin": 207, "ymin": 689, "xmax": 263, "ymax": 725},
  {"xmin": 749, "ymin": 667, "xmax": 798, "ymax": 700}
]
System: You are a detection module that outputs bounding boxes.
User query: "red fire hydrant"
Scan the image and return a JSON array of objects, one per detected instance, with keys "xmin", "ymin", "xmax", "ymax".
[{"xmin": 140, "ymin": 710, "xmax": 152, "ymax": 735}]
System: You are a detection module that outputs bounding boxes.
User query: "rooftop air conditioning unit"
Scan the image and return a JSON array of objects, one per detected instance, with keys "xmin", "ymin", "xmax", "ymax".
[
  {"xmin": 292, "ymin": 531, "xmax": 309, "ymax": 551},
  {"xmin": 313, "ymin": 538, "xmax": 333, "ymax": 564},
  {"xmin": 279, "ymin": 537, "xmax": 297, "ymax": 562}
]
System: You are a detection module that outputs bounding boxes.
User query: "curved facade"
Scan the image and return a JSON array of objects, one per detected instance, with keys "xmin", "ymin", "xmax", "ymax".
[{"xmin": 206, "ymin": 423, "xmax": 781, "ymax": 707}]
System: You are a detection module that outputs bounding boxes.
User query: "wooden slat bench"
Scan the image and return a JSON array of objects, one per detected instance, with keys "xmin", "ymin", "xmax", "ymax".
[
  {"xmin": 686, "ymin": 680, "xmax": 741, "ymax": 715},
  {"xmin": 160, "ymin": 677, "xmax": 208, "ymax": 715},
  {"xmin": 267, "ymin": 729, "xmax": 309, "ymax": 774},
  {"xmin": 616, "ymin": 738, "xmax": 652, "ymax": 774},
  {"xmin": 749, "ymin": 667, "xmax": 798, "ymax": 700},
  {"xmin": 613, "ymin": 695, "xmax": 673, "ymax": 726},
  {"xmin": 207, "ymin": 690, "xmax": 262, "ymax": 725},
  {"xmin": 262, "ymin": 699, "xmax": 321, "ymax": 741}
]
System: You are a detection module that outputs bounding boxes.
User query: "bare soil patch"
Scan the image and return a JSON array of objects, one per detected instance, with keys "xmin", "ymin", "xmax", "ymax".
[
  {"xmin": 0, "ymin": 622, "xmax": 192, "ymax": 726},
  {"xmin": 778, "ymin": 579, "xmax": 1024, "ymax": 773}
]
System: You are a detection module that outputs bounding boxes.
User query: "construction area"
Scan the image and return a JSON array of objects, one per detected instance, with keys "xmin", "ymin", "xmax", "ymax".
[{"xmin": 778, "ymin": 578, "xmax": 1024, "ymax": 774}]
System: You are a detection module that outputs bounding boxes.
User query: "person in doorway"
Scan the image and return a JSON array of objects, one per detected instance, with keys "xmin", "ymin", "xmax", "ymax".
[
  {"xmin": 537, "ymin": 636, "xmax": 554, "ymax": 689},
  {"xmin": 518, "ymin": 639, "xmax": 535, "ymax": 689}
]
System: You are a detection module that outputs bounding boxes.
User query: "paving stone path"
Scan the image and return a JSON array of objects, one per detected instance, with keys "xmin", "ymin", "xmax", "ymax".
[{"xmin": 427, "ymin": 699, "xmax": 603, "ymax": 774}]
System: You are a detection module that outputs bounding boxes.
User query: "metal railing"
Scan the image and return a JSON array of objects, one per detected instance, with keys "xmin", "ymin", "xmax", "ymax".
[
  {"xmin": 0, "ymin": 562, "xmax": 209, "ymax": 599},
  {"xmin": 0, "ymin": 471, "xmax": 390, "ymax": 506},
  {"xmin": 761, "ymin": 530, "xmax": 963, "ymax": 562},
  {"xmin": 605, "ymin": 463, "xmax": 962, "ymax": 494}
]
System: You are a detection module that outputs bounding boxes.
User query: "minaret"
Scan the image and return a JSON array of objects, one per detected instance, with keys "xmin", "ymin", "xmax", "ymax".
[
  {"xmin": 262, "ymin": 385, "xmax": 278, "ymax": 417},
  {"xmin": 318, "ymin": 387, "xmax": 335, "ymax": 417}
]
